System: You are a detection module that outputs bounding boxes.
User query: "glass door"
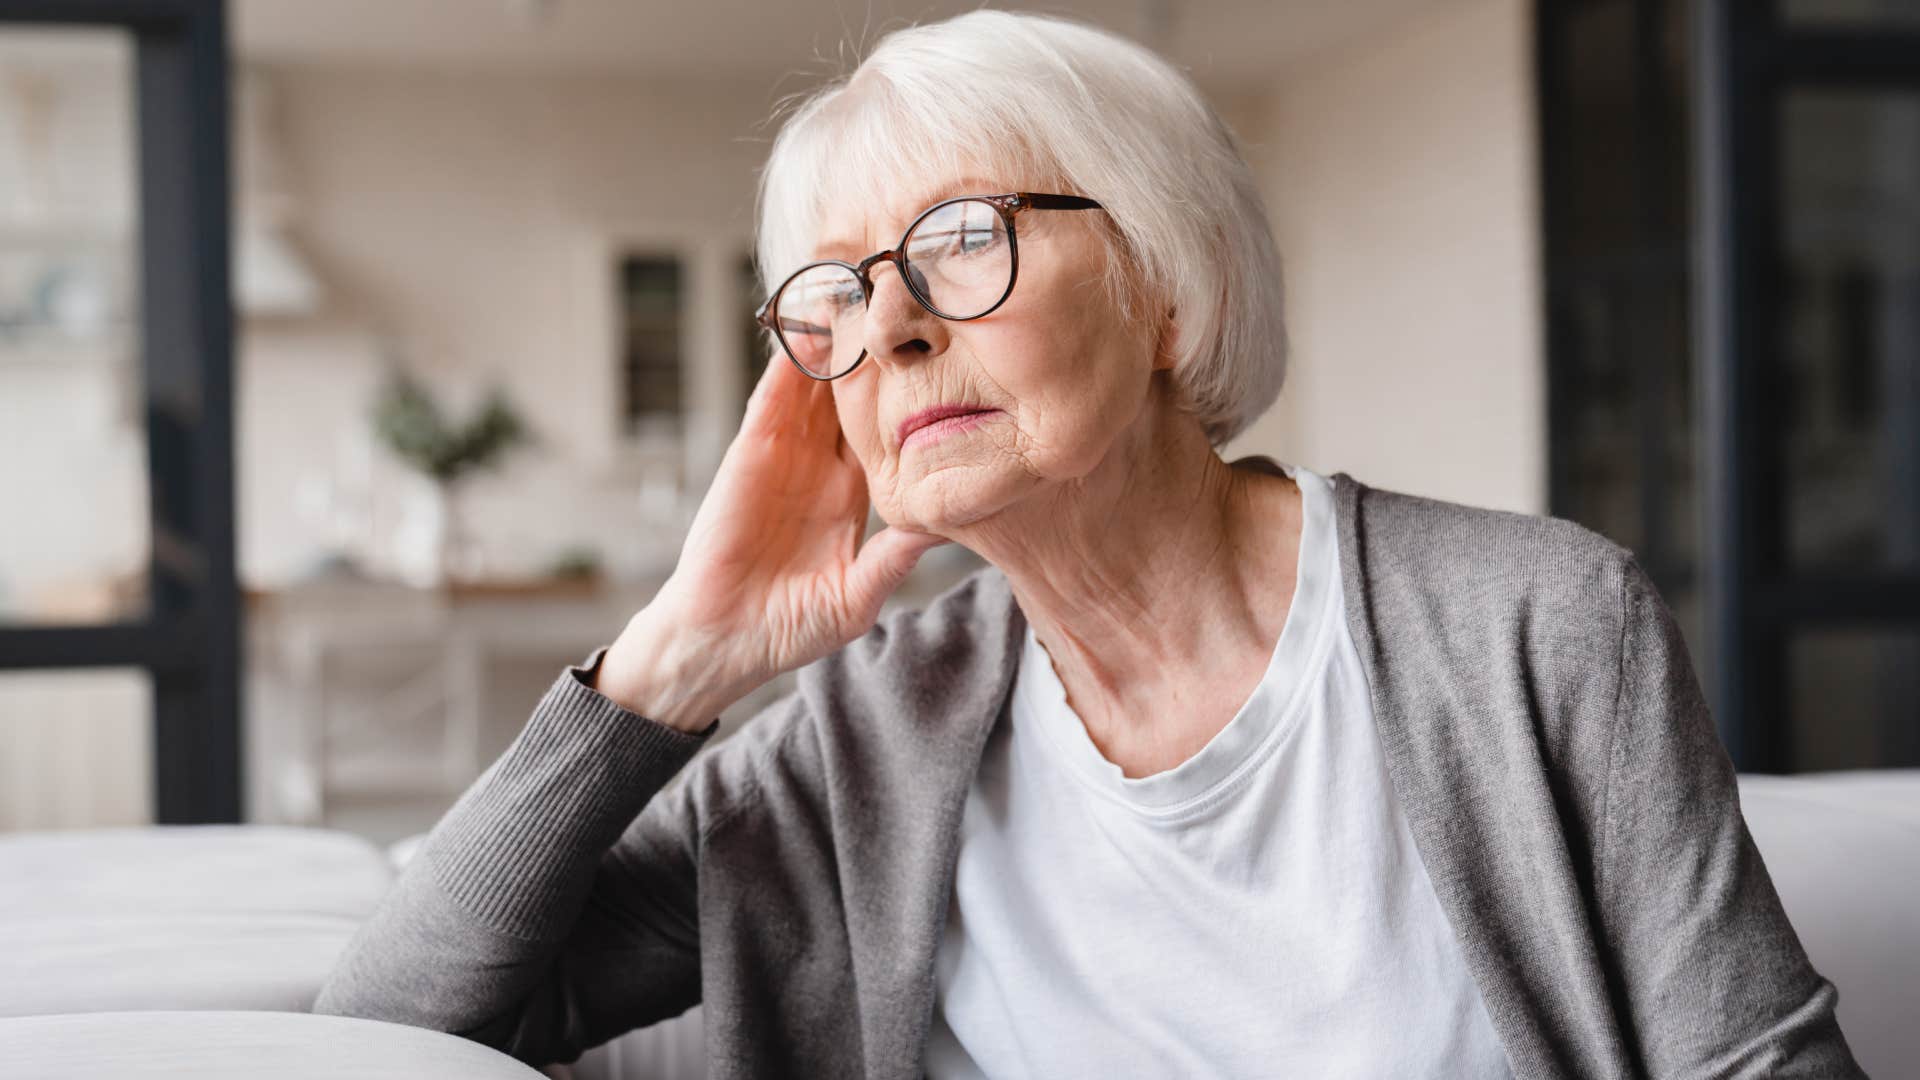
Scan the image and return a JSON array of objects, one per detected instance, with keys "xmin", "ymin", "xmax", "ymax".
[
  {"xmin": 0, "ymin": 0, "xmax": 239, "ymax": 825},
  {"xmin": 1697, "ymin": 0, "xmax": 1920, "ymax": 770}
]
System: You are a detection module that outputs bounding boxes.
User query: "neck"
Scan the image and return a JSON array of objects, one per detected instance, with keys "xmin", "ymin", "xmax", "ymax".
[{"xmin": 943, "ymin": 379, "xmax": 1303, "ymax": 766}]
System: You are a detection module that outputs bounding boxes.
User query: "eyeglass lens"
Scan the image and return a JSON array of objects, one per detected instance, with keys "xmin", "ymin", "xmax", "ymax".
[{"xmin": 772, "ymin": 198, "xmax": 1013, "ymax": 378}]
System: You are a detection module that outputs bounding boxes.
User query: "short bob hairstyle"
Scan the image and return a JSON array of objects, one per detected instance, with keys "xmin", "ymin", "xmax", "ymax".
[{"xmin": 754, "ymin": 10, "xmax": 1287, "ymax": 446}]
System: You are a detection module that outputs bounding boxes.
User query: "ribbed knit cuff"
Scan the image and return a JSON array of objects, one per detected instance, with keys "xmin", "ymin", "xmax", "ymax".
[{"xmin": 426, "ymin": 646, "xmax": 719, "ymax": 941}]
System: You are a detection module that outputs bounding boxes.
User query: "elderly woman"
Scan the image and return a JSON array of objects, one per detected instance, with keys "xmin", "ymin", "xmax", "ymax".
[{"xmin": 315, "ymin": 11, "xmax": 1860, "ymax": 1078}]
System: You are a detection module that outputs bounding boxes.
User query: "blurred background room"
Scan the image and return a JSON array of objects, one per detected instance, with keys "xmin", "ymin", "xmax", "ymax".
[
  {"xmin": 0, "ymin": 0, "xmax": 1916, "ymax": 1074},
  {"xmin": 0, "ymin": 0, "xmax": 1575, "ymax": 843}
]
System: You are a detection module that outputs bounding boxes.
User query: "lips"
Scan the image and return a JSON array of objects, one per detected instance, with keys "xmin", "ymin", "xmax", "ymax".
[{"xmin": 897, "ymin": 404, "xmax": 996, "ymax": 448}]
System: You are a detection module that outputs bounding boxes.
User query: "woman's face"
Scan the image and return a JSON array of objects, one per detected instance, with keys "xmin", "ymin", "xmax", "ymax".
[{"xmin": 811, "ymin": 178, "xmax": 1168, "ymax": 535}]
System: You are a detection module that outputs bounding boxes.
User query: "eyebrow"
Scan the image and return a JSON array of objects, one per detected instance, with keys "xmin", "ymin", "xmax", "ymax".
[{"xmin": 811, "ymin": 176, "xmax": 1007, "ymax": 260}]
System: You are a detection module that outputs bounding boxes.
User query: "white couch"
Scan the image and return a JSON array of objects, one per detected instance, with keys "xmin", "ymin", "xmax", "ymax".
[
  {"xmin": 1735, "ymin": 770, "xmax": 1920, "ymax": 1079},
  {"xmin": 1, "ymin": 772, "xmax": 1913, "ymax": 1077},
  {"xmin": 0, "ymin": 827, "xmax": 389, "ymax": 1017},
  {"xmin": 0, "ymin": 1012, "xmax": 546, "ymax": 1078}
]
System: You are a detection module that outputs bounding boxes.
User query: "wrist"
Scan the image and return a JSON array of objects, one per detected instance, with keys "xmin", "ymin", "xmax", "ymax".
[{"xmin": 593, "ymin": 608, "xmax": 753, "ymax": 734}]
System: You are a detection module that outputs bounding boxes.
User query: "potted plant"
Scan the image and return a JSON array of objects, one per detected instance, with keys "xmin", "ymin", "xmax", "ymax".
[{"xmin": 371, "ymin": 369, "xmax": 530, "ymax": 585}]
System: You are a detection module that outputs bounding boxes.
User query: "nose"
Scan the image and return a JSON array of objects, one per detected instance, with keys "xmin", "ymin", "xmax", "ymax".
[{"xmin": 861, "ymin": 257, "xmax": 947, "ymax": 369}]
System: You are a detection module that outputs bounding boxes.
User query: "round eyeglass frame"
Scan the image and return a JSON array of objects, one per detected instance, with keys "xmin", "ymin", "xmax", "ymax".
[{"xmin": 754, "ymin": 191, "xmax": 1105, "ymax": 381}]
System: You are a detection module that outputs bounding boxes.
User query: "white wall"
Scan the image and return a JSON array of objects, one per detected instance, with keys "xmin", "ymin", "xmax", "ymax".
[
  {"xmin": 0, "ymin": 670, "xmax": 150, "ymax": 830},
  {"xmin": 240, "ymin": 66, "xmax": 778, "ymax": 585},
  {"xmin": 1225, "ymin": 0, "xmax": 1546, "ymax": 515}
]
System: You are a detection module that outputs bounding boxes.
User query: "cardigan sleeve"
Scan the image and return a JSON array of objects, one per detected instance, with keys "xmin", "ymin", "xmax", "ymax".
[
  {"xmin": 313, "ymin": 647, "xmax": 741, "ymax": 1067},
  {"xmin": 1597, "ymin": 556, "xmax": 1865, "ymax": 1078}
]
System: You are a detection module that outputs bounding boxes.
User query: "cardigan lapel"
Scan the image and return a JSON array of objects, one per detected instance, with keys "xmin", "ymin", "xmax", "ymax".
[
  {"xmin": 1328, "ymin": 471, "xmax": 1630, "ymax": 1078},
  {"xmin": 835, "ymin": 568, "xmax": 1027, "ymax": 1079}
]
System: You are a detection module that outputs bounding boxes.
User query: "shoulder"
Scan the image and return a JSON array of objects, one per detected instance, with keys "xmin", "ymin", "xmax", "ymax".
[
  {"xmin": 1333, "ymin": 474, "xmax": 1651, "ymax": 696},
  {"xmin": 1337, "ymin": 474, "xmax": 1638, "ymax": 603},
  {"xmin": 1336, "ymin": 474, "xmax": 1646, "ymax": 630},
  {"xmin": 1334, "ymin": 476, "xmax": 1678, "ymax": 812}
]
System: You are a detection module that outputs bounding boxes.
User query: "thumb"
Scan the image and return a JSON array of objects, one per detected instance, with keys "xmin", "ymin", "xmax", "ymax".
[{"xmin": 844, "ymin": 527, "xmax": 951, "ymax": 623}]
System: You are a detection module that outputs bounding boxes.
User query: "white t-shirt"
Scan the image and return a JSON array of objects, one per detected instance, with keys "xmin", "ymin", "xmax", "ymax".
[{"xmin": 923, "ymin": 462, "xmax": 1512, "ymax": 1078}]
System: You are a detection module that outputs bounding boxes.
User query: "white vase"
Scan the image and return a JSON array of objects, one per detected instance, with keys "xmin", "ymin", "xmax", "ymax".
[
  {"xmin": 438, "ymin": 481, "xmax": 486, "ymax": 583},
  {"xmin": 393, "ymin": 477, "xmax": 489, "ymax": 587}
]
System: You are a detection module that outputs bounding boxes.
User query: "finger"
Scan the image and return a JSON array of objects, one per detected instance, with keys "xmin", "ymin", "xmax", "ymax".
[
  {"xmin": 746, "ymin": 353, "xmax": 845, "ymax": 457},
  {"xmin": 743, "ymin": 351, "xmax": 806, "ymax": 431},
  {"xmin": 842, "ymin": 526, "xmax": 950, "ymax": 624}
]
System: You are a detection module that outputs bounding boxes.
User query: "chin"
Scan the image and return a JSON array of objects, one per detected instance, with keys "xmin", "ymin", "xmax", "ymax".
[{"xmin": 887, "ymin": 453, "xmax": 1031, "ymax": 534}]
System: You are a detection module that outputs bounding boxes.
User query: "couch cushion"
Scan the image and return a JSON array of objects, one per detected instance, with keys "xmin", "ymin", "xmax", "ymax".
[
  {"xmin": 1738, "ymin": 770, "xmax": 1920, "ymax": 1079},
  {"xmin": 0, "ymin": 826, "xmax": 391, "ymax": 918},
  {"xmin": 0, "ymin": 1011, "xmax": 544, "ymax": 1078},
  {"xmin": 0, "ymin": 826, "xmax": 392, "ymax": 1017}
]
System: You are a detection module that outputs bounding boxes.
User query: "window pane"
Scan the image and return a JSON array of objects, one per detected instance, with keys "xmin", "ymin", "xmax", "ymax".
[
  {"xmin": 0, "ymin": 28, "xmax": 147, "ymax": 626},
  {"xmin": 0, "ymin": 668, "xmax": 152, "ymax": 831},
  {"xmin": 619, "ymin": 255, "xmax": 683, "ymax": 435},
  {"xmin": 1778, "ymin": 90, "xmax": 1920, "ymax": 573},
  {"xmin": 1789, "ymin": 628, "xmax": 1920, "ymax": 770}
]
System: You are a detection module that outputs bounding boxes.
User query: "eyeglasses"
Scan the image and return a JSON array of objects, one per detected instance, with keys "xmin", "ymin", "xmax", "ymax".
[{"xmin": 755, "ymin": 192, "xmax": 1105, "ymax": 381}]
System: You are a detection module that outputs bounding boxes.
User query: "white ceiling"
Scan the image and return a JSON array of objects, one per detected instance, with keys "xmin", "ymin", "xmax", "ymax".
[{"xmin": 230, "ymin": 0, "xmax": 1453, "ymax": 93}]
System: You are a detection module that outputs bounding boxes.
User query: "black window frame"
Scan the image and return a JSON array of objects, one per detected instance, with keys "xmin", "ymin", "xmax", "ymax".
[
  {"xmin": 1539, "ymin": 0, "xmax": 1920, "ymax": 772},
  {"xmin": 1696, "ymin": 1, "xmax": 1920, "ymax": 771},
  {"xmin": 0, "ymin": 0, "xmax": 241, "ymax": 823}
]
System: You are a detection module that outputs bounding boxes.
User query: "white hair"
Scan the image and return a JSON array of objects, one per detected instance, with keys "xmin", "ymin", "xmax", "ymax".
[{"xmin": 754, "ymin": 10, "xmax": 1287, "ymax": 446}]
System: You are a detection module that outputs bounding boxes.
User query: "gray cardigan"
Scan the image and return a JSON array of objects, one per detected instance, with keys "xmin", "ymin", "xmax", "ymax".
[{"xmin": 313, "ymin": 468, "xmax": 1863, "ymax": 1078}]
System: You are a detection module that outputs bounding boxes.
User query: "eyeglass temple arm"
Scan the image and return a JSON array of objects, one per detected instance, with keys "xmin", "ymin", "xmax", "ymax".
[{"xmin": 1011, "ymin": 192, "xmax": 1103, "ymax": 211}]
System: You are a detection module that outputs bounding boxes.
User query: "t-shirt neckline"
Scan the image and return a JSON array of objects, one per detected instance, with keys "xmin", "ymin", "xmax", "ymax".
[{"xmin": 1015, "ymin": 461, "xmax": 1341, "ymax": 820}]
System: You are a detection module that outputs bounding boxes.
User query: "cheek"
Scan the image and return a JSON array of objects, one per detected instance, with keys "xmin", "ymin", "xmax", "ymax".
[
  {"xmin": 830, "ymin": 379, "xmax": 886, "ymax": 468},
  {"xmin": 971, "ymin": 298, "xmax": 1148, "ymax": 460}
]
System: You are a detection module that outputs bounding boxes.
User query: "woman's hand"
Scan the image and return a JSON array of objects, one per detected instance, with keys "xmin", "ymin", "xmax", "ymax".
[{"xmin": 594, "ymin": 354, "xmax": 949, "ymax": 732}]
